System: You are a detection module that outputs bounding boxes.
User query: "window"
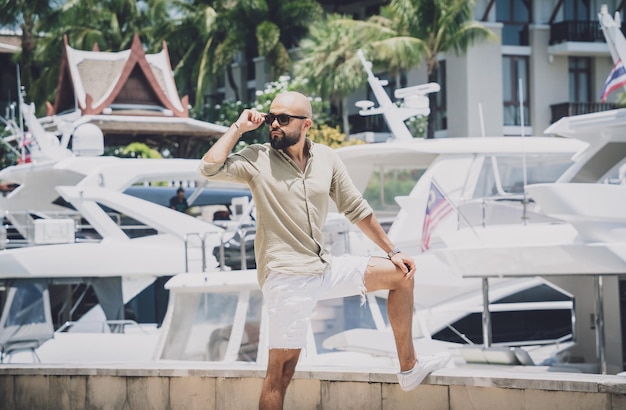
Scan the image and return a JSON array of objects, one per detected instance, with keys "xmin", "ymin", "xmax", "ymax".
[
  {"xmin": 569, "ymin": 57, "xmax": 591, "ymax": 101},
  {"xmin": 496, "ymin": 0, "xmax": 531, "ymax": 45},
  {"xmin": 563, "ymin": 0, "xmax": 589, "ymax": 21},
  {"xmin": 363, "ymin": 167, "xmax": 426, "ymax": 216},
  {"xmin": 502, "ymin": 55, "xmax": 530, "ymax": 126}
]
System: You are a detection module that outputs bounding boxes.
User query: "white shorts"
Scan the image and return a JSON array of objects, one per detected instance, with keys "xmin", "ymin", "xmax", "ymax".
[{"xmin": 262, "ymin": 255, "xmax": 370, "ymax": 349}]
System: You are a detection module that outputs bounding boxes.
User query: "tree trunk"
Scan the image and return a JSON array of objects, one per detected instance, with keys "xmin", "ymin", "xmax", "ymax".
[
  {"xmin": 426, "ymin": 69, "xmax": 438, "ymax": 139},
  {"xmin": 341, "ymin": 97, "xmax": 350, "ymax": 137},
  {"xmin": 20, "ymin": 11, "xmax": 35, "ymax": 96},
  {"xmin": 226, "ymin": 65, "xmax": 240, "ymax": 102}
]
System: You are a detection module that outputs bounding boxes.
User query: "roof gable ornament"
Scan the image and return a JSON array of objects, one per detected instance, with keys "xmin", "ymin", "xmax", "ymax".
[{"xmin": 49, "ymin": 33, "xmax": 189, "ymax": 118}]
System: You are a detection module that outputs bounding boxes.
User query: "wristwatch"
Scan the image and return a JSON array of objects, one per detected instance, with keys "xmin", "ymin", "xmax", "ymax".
[{"xmin": 388, "ymin": 246, "xmax": 401, "ymax": 258}]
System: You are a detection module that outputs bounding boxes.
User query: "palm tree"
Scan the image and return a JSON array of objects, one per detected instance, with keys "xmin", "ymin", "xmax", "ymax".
[
  {"xmin": 208, "ymin": 0, "xmax": 322, "ymax": 103},
  {"xmin": 0, "ymin": 0, "xmax": 57, "ymax": 98},
  {"xmin": 150, "ymin": 0, "xmax": 321, "ymax": 108},
  {"xmin": 294, "ymin": 14, "xmax": 393, "ymax": 133},
  {"xmin": 370, "ymin": 0, "xmax": 496, "ymax": 137},
  {"xmin": 149, "ymin": 0, "xmax": 219, "ymax": 108},
  {"xmin": 296, "ymin": 0, "xmax": 494, "ymax": 138},
  {"xmin": 31, "ymin": 0, "xmax": 164, "ymax": 110}
]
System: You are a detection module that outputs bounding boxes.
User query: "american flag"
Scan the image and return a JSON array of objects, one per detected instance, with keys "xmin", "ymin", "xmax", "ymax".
[
  {"xmin": 421, "ymin": 180, "xmax": 454, "ymax": 251},
  {"xmin": 601, "ymin": 59, "xmax": 626, "ymax": 102}
]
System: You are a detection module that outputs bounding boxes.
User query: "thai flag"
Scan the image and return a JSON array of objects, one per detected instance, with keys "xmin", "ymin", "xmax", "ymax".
[
  {"xmin": 421, "ymin": 181, "xmax": 454, "ymax": 251},
  {"xmin": 601, "ymin": 59, "xmax": 626, "ymax": 102}
]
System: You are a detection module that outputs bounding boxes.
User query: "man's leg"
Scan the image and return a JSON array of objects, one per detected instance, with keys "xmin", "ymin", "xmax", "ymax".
[
  {"xmin": 363, "ymin": 256, "xmax": 450, "ymax": 391},
  {"xmin": 363, "ymin": 256, "xmax": 416, "ymax": 371},
  {"xmin": 259, "ymin": 348, "xmax": 301, "ymax": 410},
  {"xmin": 260, "ymin": 271, "xmax": 320, "ymax": 409}
]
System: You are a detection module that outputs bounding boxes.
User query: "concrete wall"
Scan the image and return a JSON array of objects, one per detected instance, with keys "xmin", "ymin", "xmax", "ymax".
[
  {"xmin": 529, "ymin": 25, "xmax": 569, "ymax": 135},
  {"xmin": 447, "ymin": 22, "xmax": 504, "ymax": 139},
  {"xmin": 1, "ymin": 364, "xmax": 625, "ymax": 410}
]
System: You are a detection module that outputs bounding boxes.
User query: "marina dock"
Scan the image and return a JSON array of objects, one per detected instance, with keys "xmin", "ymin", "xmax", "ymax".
[{"xmin": 1, "ymin": 363, "xmax": 625, "ymax": 409}]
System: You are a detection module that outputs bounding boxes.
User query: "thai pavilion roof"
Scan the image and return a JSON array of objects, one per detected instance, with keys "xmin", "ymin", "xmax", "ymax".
[
  {"xmin": 44, "ymin": 34, "xmax": 227, "ymax": 155},
  {"xmin": 50, "ymin": 33, "xmax": 188, "ymax": 117}
]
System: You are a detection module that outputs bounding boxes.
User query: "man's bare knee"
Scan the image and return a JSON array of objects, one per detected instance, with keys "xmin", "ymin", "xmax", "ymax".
[{"xmin": 364, "ymin": 257, "xmax": 412, "ymax": 292}]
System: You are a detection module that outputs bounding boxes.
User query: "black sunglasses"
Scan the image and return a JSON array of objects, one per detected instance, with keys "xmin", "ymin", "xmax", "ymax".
[{"xmin": 264, "ymin": 113, "xmax": 307, "ymax": 126}]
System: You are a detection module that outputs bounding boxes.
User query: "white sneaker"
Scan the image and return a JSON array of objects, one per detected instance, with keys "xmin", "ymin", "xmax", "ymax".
[{"xmin": 397, "ymin": 352, "xmax": 451, "ymax": 391}]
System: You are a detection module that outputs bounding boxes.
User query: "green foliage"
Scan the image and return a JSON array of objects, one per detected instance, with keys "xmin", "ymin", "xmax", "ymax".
[
  {"xmin": 372, "ymin": 0, "xmax": 496, "ymax": 75},
  {"xmin": 307, "ymin": 124, "xmax": 364, "ymax": 148},
  {"xmin": 114, "ymin": 142, "xmax": 163, "ymax": 159},
  {"xmin": 252, "ymin": 76, "xmax": 332, "ymax": 125},
  {"xmin": 0, "ymin": 128, "xmax": 18, "ymax": 169},
  {"xmin": 363, "ymin": 168, "xmax": 425, "ymax": 212},
  {"xmin": 192, "ymin": 75, "xmax": 357, "ymax": 151},
  {"xmin": 294, "ymin": 14, "xmax": 376, "ymax": 102},
  {"xmin": 405, "ymin": 113, "xmax": 428, "ymax": 138},
  {"xmin": 29, "ymin": 0, "xmax": 160, "ymax": 112}
]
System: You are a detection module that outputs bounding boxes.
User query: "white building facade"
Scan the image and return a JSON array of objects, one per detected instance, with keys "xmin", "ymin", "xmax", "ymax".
[{"xmin": 219, "ymin": 0, "xmax": 622, "ymax": 141}]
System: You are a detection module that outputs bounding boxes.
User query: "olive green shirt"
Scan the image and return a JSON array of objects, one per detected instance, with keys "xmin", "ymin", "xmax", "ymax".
[{"xmin": 199, "ymin": 139, "xmax": 373, "ymax": 287}]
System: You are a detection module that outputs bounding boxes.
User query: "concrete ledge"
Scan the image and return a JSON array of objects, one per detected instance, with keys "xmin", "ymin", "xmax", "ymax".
[{"xmin": 0, "ymin": 363, "xmax": 625, "ymax": 409}]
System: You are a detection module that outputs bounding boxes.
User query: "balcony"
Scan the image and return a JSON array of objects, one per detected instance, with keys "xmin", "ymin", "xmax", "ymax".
[
  {"xmin": 549, "ymin": 21, "xmax": 606, "ymax": 45},
  {"xmin": 550, "ymin": 101, "xmax": 618, "ymax": 123}
]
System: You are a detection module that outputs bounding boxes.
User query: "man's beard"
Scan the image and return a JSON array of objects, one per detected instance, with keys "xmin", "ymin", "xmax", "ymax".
[{"xmin": 269, "ymin": 128, "xmax": 300, "ymax": 150}]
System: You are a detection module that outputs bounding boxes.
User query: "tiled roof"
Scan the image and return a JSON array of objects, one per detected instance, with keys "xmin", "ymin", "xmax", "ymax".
[
  {"xmin": 77, "ymin": 58, "xmax": 127, "ymax": 105},
  {"xmin": 51, "ymin": 34, "xmax": 188, "ymax": 117},
  {"xmin": 0, "ymin": 34, "xmax": 20, "ymax": 53}
]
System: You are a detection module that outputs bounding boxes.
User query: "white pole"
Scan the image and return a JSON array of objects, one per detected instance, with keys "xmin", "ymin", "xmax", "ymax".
[
  {"xmin": 519, "ymin": 78, "xmax": 527, "ymax": 188},
  {"xmin": 519, "ymin": 78, "xmax": 529, "ymax": 225},
  {"xmin": 478, "ymin": 103, "xmax": 486, "ymax": 137}
]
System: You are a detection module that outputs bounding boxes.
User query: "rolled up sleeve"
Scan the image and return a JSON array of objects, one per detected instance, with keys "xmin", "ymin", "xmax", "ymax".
[
  {"xmin": 198, "ymin": 150, "xmax": 259, "ymax": 184},
  {"xmin": 330, "ymin": 153, "xmax": 373, "ymax": 224}
]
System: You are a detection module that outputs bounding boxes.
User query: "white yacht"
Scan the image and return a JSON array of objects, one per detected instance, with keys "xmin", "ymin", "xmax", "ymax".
[
  {"xmin": 430, "ymin": 7, "xmax": 626, "ymax": 375},
  {"xmin": 148, "ymin": 58, "xmax": 591, "ymax": 371},
  {"xmin": 0, "ymin": 99, "xmax": 251, "ymax": 363},
  {"xmin": 0, "ymin": 44, "xmax": 591, "ymax": 370}
]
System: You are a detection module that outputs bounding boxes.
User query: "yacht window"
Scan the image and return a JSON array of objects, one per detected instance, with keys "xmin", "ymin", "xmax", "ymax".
[
  {"xmin": 0, "ymin": 282, "xmax": 7, "ymax": 317},
  {"xmin": 160, "ymin": 292, "xmax": 239, "ymax": 361},
  {"xmin": 312, "ymin": 295, "xmax": 377, "ymax": 354},
  {"xmin": 575, "ymin": 142, "xmax": 626, "ymax": 183},
  {"xmin": 495, "ymin": 284, "xmax": 572, "ymax": 303},
  {"xmin": 6, "ymin": 282, "xmax": 46, "ymax": 326},
  {"xmin": 433, "ymin": 309, "xmax": 573, "ymax": 345},
  {"xmin": 602, "ymin": 156, "xmax": 626, "ymax": 184},
  {"xmin": 363, "ymin": 168, "xmax": 426, "ymax": 216},
  {"xmin": 237, "ymin": 291, "xmax": 262, "ymax": 362},
  {"xmin": 473, "ymin": 154, "xmax": 575, "ymax": 198}
]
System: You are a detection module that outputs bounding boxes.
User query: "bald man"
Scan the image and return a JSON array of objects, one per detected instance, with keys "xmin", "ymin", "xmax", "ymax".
[{"xmin": 200, "ymin": 92, "xmax": 449, "ymax": 409}]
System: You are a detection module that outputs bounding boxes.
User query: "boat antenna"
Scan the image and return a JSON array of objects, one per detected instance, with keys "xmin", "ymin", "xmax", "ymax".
[
  {"xmin": 519, "ymin": 77, "xmax": 529, "ymax": 225},
  {"xmin": 478, "ymin": 103, "xmax": 486, "ymax": 137},
  {"xmin": 16, "ymin": 65, "xmax": 26, "ymax": 163},
  {"xmin": 355, "ymin": 49, "xmax": 439, "ymax": 140}
]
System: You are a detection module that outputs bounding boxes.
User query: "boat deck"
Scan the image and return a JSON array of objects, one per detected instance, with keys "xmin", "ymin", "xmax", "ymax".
[{"xmin": 1, "ymin": 363, "xmax": 624, "ymax": 409}]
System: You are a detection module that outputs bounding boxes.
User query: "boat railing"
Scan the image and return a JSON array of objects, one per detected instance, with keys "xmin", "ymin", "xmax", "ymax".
[
  {"xmin": 183, "ymin": 226, "xmax": 256, "ymax": 272},
  {"xmin": 454, "ymin": 194, "xmax": 564, "ymax": 229},
  {"xmin": 3, "ymin": 209, "xmax": 164, "ymax": 247},
  {"xmin": 56, "ymin": 320, "xmax": 153, "ymax": 334},
  {"xmin": 228, "ymin": 227, "xmax": 253, "ymax": 270},
  {"xmin": 489, "ymin": 333, "xmax": 575, "ymax": 349}
]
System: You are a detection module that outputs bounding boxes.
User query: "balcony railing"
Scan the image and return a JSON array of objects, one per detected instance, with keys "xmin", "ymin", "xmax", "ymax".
[
  {"xmin": 550, "ymin": 101, "xmax": 618, "ymax": 123},
  {"xmin": 549, "ymin": 20, "xmax": 607, "ymax": 45}
]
